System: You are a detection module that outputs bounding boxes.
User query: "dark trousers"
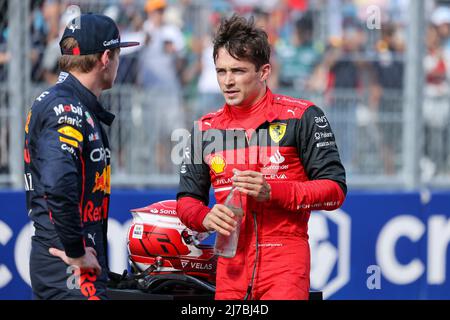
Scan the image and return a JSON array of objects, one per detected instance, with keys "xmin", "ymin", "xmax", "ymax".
[{"xmin": 30, "ymin": 238, "xmax": 108, "ymax": 300}]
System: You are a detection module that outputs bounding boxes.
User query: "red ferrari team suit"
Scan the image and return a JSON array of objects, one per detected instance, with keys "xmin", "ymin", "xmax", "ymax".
[{"xmin": 177, "ymin": 88, "xmax": 346, "ymax": 300}]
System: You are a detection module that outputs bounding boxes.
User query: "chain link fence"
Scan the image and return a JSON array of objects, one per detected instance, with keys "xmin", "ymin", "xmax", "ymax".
[{"xmin": 1, "ymin": 0, "xmax": 449, "ymax": 189}]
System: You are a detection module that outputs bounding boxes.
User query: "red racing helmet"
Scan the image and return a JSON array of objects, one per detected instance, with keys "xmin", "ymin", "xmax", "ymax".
[{"xmin": 127, "ymin": 200, "xmax": 217, "ymax": 284}]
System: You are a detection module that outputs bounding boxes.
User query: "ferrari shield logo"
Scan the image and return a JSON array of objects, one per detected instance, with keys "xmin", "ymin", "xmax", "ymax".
[{"xmin": 269, "ymin": 123, "xmax": 287, "ymax": 143}]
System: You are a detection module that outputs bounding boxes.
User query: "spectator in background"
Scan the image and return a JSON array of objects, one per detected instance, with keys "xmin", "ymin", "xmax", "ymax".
[
  {"xmin": 182, "ymin": 27, "xmax": 224, "ymax": 122},
  {"xmin": 253, "ymin": 7, "xmax": 280, "ymax": 90},
  {"xmin": 139, "ymin": 0, "xmax": 185, "ymax": 90},
  {"xmin": 30, "ymin": 0, "xmax": 50, "ymax": 82},
  {"xmin": 0, "ymin": 18, "xmax": 9, "ymax": 83},
  {"xmin": 431, "ymin": 5, "xmax": 450, "ymax": 59},
  {"xmin": 275, "ymin": 12, "xmax": 322, "ymax": 94},
  {"xmin": 422, "ymin": 24, "xmax": 450, "ymax": 176},
  {"xmin": 42, "ymin": 0, "xmax": 60, "ymax": 42},
  {"xmin": 369, "ymin": 23, "xmax": 404, "ymax": 175},
  {"xmin": 138, "ymin": 0, "xmax": 186, "ymax": 173},
  {"xmin": 41, "ymin": 5, "xmax": 81, "ymax": 84},
  {"xmin": 178, "ymin": 32, "xmax": 203, "ymax": 121},
  {"xmin": 312, "ymin": 24, "xmax": 366, "ymax": 173},
  {"xmin": 104, "ymin": 0, "xmax": 146, "ymax": 84},
  {"xmin": 43, "ymin": 1, "xmax": 146, "ymax": 85},
  {"xmin": 105, "ymin": 0, "xmax": 143, "ymax": 31}
]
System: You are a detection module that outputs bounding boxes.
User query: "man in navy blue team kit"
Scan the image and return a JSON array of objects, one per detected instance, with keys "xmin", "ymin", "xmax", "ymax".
[{"xmin": 24, "ymin": 13, "xmax": 139, "ymax": 299}]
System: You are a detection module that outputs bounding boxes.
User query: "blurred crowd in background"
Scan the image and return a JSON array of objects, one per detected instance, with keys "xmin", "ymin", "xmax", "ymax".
[{"xmin": 1, "ymin": 0, "xmax": 450, "ymax": 185}]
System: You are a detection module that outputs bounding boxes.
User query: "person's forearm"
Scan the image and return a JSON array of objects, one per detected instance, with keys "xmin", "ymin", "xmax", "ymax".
[
  {"xmin": 49, "ymin": 209, "xmax": 86, "ymax": 258},
  {"xmin": 45, "ymin": 192, "xmax": 85, "ymax": 258},
  {"xmin": 177, "ymin": 196, "xmax": 211, "ymax": 232},
  {"xmin": 52, "ymin": 217, "xmax": 86, "ymax": 258},
  {"xmin": 269, "ymin": 179, "xmax": 345, "ymax": 212}
]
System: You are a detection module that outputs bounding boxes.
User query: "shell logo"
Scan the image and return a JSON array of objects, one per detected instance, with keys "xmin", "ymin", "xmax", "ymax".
[{"xmin": 209, "ymin": 154, "xmax": 226, "ymax": 175}]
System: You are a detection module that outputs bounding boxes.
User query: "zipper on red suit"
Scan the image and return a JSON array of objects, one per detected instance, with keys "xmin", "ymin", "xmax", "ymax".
[{"xmin": 244, "ymin": 127, "xmax": 260, "ymax": 300}]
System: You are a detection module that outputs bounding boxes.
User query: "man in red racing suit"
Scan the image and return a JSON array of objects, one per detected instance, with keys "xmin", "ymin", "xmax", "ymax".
[{"xmin": 177, "ymin": 15, "xmax": 346, "ymax": 300}]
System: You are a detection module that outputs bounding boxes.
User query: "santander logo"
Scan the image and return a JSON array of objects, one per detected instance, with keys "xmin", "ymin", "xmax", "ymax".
[{"xmin": 270, "ymin": 150, "xmax": 285, "ymax": 164}]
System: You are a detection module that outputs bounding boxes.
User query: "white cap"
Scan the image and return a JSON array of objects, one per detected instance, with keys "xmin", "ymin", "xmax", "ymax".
[{"xmin": 431, "ymin": 6, "xmax": 450, "ymax": 25}]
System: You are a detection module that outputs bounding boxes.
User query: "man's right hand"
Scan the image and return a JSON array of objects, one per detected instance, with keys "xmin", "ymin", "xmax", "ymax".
[
  {"xmin": 202, "ymin": 204, "xmax": 238, "ymax": 236},
  {"xmin": 49, "ymin": 247, "xmax": 102, "ymax": 276}
]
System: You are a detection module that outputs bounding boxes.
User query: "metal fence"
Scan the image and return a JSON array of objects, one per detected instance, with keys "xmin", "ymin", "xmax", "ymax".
[
  {"xmin": 271, "ymin": 88, "xmax": 407, "ymax": 188},
  {"xmin": 1, "ymin": 0, "xmax": 448, "ymax": 190},
  {"xmin": 18, "ymin": 84, "xmax": 411, "ymax": 189}
]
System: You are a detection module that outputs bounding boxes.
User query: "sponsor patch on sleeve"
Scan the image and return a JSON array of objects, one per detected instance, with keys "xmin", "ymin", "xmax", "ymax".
[
  {"xmin": 58, "ymin": 126, "xmax": 83, "ymax": 142},
  {"xmin": 25, "ymin": 111, "xmax": 32, "ymax": 134},
  {"xmin": 59, "ymin": 136, "xmax": 79, "ymax": 148}
]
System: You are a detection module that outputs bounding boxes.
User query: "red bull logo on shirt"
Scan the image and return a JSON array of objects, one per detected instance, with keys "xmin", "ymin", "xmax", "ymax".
[{"xmin": 92, "ymin": 166, "xmax": 110, "ymax": 194}]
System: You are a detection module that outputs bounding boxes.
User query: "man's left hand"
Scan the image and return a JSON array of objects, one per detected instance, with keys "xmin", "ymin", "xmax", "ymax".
[{"xmin": 232, "ymin": 170, "xmax": 271, "ymax": 202}]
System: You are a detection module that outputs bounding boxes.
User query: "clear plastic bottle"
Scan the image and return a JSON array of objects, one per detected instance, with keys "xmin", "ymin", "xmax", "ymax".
[{"xmin": 214, "ymin": 187, "xmax": 244, "ymax": 258}]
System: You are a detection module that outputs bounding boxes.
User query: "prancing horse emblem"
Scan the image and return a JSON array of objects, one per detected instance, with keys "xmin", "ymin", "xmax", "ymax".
[{"xmin": 269, "ymin": 122, "xmax": 287, "ymax": 143}]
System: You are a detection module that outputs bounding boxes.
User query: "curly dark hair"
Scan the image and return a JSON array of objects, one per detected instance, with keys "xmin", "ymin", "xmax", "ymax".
[{"xmin": 213, "ymin": 14, "xmax": 270, "ymax": 71}]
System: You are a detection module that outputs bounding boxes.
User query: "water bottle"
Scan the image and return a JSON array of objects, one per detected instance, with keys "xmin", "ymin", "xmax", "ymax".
[{"xmin": 214, "ymin": 187, "xmax": 244, "ymax": 258}]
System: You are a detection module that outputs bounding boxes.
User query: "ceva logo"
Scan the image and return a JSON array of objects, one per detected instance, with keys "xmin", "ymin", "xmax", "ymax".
[
  {"xmin": 309, "ymin": 208, "xmax": 351, "ymax": 299},
  {"xmin": 376, "ymin": 214, "xmax": 450, "ymax": 285}
]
